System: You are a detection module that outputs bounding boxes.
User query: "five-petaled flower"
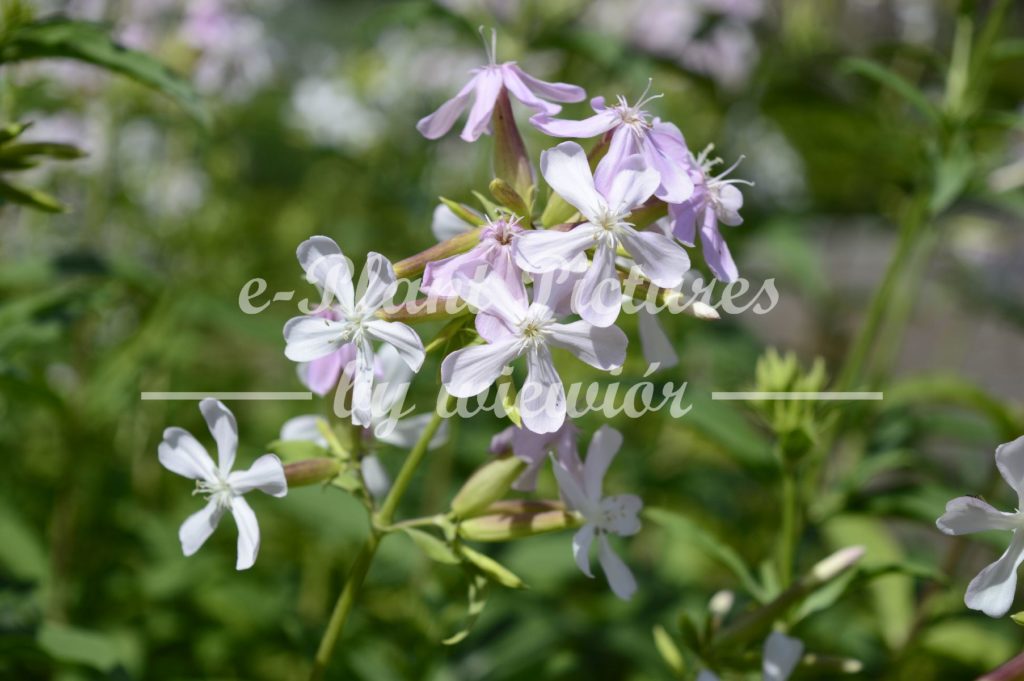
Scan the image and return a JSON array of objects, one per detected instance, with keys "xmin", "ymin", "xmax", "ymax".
[
  {"xmin": 416, "ymin": 29, "xmax": 585, "ymax": 142},
  {"xmin": 937, "ymin": 435, "xmax": 1024, "ymax": 618},
  {"xmin": 158, "ymin": 399, "xmax": 287, "ymax": 570},
  {"xmin": 515, "ymin": 141, "xmax": 691, "ymax": 327},
  {"xmin": 550, "ymin": 425, "xmax": 641, "ymax": 600},
  {"xmin": 283, "ymin": 236, "xmax": 425, "ymax": 426}
]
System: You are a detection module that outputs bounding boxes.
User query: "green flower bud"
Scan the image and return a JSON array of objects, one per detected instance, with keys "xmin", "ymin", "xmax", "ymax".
[
  {"xmin": 283, "ymin": 458, "xmax": 341, "ymax": 488},
  {"xmin": 450, "ymin": 455, "xmax": 527, "ymax": 518},
  {"xmin": 458, "ymin": 505, "xmax": 581, "ymax": 542}
]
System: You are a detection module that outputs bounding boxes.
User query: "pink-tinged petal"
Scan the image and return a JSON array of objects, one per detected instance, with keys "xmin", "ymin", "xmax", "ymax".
[
  {"xmin": 351, "ymin": 338, "xmax": 376, "ymax": 427},
  {"xmin": 715, "ymin": 184, "xmax": 745, "ymax": 226},
  {"xmin": 547, "ymin": 320, "xmax": 627, "ymax": 371},
  {"xmin": 451, "ymin": 271, "xmax": 528, "ymax": 326},
  {"xmin": 599, "ymin": 495, "xmax": 643, "ymax": 536},
  {"xmin": 158, "ymin": 427, "xmax": 217, "ymax": 482},
  {"xmin": 501, "ymin": 65, "xmax": 559, "ymax": 115},
  {"xmin": 179, "ymin": 499, "xmax": 225, "ymax": 557},
  {"xmin": 514, "ymin": 225, "xmax": 596, "ymax": 274},
  {"xmin": 937, "ymin": 497, "xmax": 1018, "ymax": 535},
  {"xmin": 441, "ymin": 339, "xmax": 521, "ymax": 398},
  {"xmin": 520, "ymin": 345, "xmax": 566, "ymax": 434},
  {"xmin": 572, "ymin": 523, "xmax": 596, "ymax": 578},
  {"xmin": 762, "ymin": 632, "xmax": 804, "ymax": 681},
  {"xmin": 228, "ymin": 453, "xmax": 287, "ymax": 497},
  {"xmin": 669, "ymin": 198, "xmax": 700, "ymax": 247},
  {"xmin": 461, "ymin": 69, "xmax": 503, "ymax": 142},
  {"xmin": 643, "ymin": 132, "xmax": 694, "ymax": 204},
  {"xmin": 302, "ymin": 347, "xmax": 346, "ymax": 396},
  {"xmin": 199, "ymin": 398, "xmax": 238, "ymax": 475},
  {"xmin": 301, "ymin": 251, "xmax": 354, "ymax": 315},
  {"xmin": 422, "ymin": 251, "xmax": 486, "ymax": 300},
  {"xmin": 529, "ymin": 109, "xmax": 619, "ymax": 138},
  {"xmin": 594, "ymin": 127, "xmax": 641, "ymax": 196},
  {"xmin": 700, "ymin": 208, "xmax": 740, "ymax": 283},
  {"xmin": 416, "ymin": 75, "xmax": 477, "ymax": 139},
  {"xmin": 636, "ymin": 308, "xmax": 678, "ymax": 369},
  {"xmin": 965, "ymin": 530, "xmax": 1024, "ymax": 618},
  {"xmin": 365, "ymin": 320, "xmax": 424, "ymax": 372},
  {"xmin": 531, "ymin": 268, "xmax": 582, "ymax": 315},
  {"xmin": 996, "ymin": 436, "xmax": 1024, "ymax": 506},
  {"xmin": 573, "ymin": 241, "xmax": 622, "ymax": 327},
  {"xmin": 540, "ymin": 141, "xmax": 606, "ymax": 221},
  {"xmin": 598, "ymin": 534, "xmax": 637, "ymax": 600},
  {"xmin": 279, "ymin": 414, "xmax": 327, "ymax": 446},
  {"xmin": 583, "ymin": 425, "xmax": 624, "ymax": 499},
  {"xmin": 230, "ymin": 496, "xmax": 260, "ymax": 570},
  {"xmin": 283, "ymin": 316, "xmax": 346, "ymax": 362},
  {"xmin": 356, "ymin": 252, "xmax": 398, "ymax": 314},
  {"xmin": 551, "ymin": 451, "xmax": 591, "ymax": 511},
  {"xmin": 618, "ymin": 225, "xmax": 690, "ymax": 289},
  {"xmin": 431, "ymin": 203, "xmax": 474, "ymax": 241},
  {"xmin": 604, "ymin": 155, "xmax": 661, "ymax": 213},
  {"xmin": 505, "ymin": 64, "xmax": 586, "ymax": 103}
]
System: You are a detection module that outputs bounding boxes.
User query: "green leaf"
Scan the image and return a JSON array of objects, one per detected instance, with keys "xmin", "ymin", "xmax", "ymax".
[
  {"xmin": 37, "ymin": 621, "xmax": 124, "ymax": 672},
  {"xmin": 458, "ymin": 545, "xmax": 527, "ymax": 589},
  {"xmin": 0, "ymin": 141, "xmax": 86, "ymax": 161},
  {"xmin": 0, "ymin": 121, "xmax": 30, "ymax": 144},
  {"xmin": 403, "ymin": 528, "xmax": 460, "ymax": 565},
  {"xmin": 442, "ymin": 573, "xmax": 488, "ymax": 645},
  {"xmin": 841, "ymin": 57, "xmax": 940, "ymax": 124},
  {"xmin": 0, "ymin": 18, "xmax": 208, "ymax": 126},
  {"xmin": 0, "ymin": 179, "xmax": 64, "ymax": 212}
]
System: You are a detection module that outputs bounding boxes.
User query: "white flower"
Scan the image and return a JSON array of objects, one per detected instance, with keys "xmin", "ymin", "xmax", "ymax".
[
  {"xmin": 550, "ymin": 425, "xmax": 641, "ymax": 599},
  {"xmin": 283, "ymin": 236, "xmax": 425, "ymax": 426},
  {"xmin": 440, "ymin": 275, "xmax": 627, "ymax": 434},
  {"xmin": 515, "ymin": 141, "xmax": 690, "ymax": 327},
  {"xmin": 697, "ymin": 631, "xmax": 803, "ymax": 681},
  {"xmin": 157, "ymin": 399, "xmax": 287, "ymax": 570},
  {"xmin": 937, "ymin": 435, "xmax": 1024, "ymax": 617}
]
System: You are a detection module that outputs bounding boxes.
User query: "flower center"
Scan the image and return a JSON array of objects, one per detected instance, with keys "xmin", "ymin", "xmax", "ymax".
[
  {"xmin": 518, "ymin": 306, "xmax": 554, "ymax": 347},
  {"xmin": 612, "ymin": 80, "xmax": 663, "ymax": 136},
  {"xmin": 195, "ymin": 475, "xmax": 234, "ymax": 509}
]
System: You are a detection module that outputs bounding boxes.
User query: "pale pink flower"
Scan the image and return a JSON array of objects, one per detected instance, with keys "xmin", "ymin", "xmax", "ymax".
[{"xmin": 422, "ymin": 216, "xmax": 524, "ymax": 300}]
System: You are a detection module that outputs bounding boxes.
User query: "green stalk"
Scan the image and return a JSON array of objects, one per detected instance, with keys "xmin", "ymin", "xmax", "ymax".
[{"xmin": 778, "ymin": 465, "xmax": 799, "ymax": 587}]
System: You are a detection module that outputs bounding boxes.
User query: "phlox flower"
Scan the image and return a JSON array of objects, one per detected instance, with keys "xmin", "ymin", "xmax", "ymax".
[
  {"xmin": 158, "ymin": 399, "xmax": 287, "ymax": 570},
  {"xmin": 515, "ymin": 141, "xmax": 690, "ymax": 326},
  {"xmin": 283, "ymin": 236, "xmax": 425, "ymax": 426},
  {"xmin": 937, "ymin": 435, "xmax": 1024, "ymax": 618},
  {"xmin": 550, "ymin": 425, "xmax": 641, "ymax": 600},
  {"xmin": 422, "ymin": 216, "xmax": 524, "ymax": 300},
  {"xmin": 440, "ymin": 274, "xmax": 627, "ymax": 434},
  {"xmin": 490, "ymin": 418, "xmax": 580, "ymax": 492},
  {"xmin": 416, "ymin": 29, "xmax": 585, "ymax": 142}
]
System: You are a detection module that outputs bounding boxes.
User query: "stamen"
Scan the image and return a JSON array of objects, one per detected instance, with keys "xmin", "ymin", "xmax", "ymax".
[
  {"xmin": 634, "ymin": 78, "xmax": 664, "ymax": 110},
  {"xmin": 479, "ymin": 26, "xmax": 498, "ymax": 65},
  {"xmin": 712, "ymin": 154, "xmax": 747, "ymax": 182}
]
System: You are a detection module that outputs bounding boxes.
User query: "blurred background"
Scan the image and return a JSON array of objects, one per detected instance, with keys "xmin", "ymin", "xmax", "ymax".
[{"xmin": 1, "ymin": 0, "xmax": 1023, "ymax": 678}]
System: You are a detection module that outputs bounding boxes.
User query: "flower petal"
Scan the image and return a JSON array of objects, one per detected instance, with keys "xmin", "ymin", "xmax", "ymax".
[
  {"xmin": 440, "ymin": 338, "xmax": 521, "ymax": 398},
  {"xmin": 583, "ymin": 425, "xmax": 624, "ymax": 499},
  {"xmin": 762, "ymin": 631, "xmax": 804, "ymax": 681},
  {"xmin": 351, "ymin": 337, "xmax": 376, "ymax": 427},
  {"xmin": 302, "ymin": 252, "xmax": 355, "ymax": 315},
  {"xmin": 230, "ymin": 496, "xmax": 261, "ymax": 571},
  {"xmin": 618, "ymin": 225, "xmax": 690, "ymax": 289},
  {"xmin": 279, "ymin": 414, "xmax": 327, "ymax": 446},
  {"xmin": 547, "ymin": 319, "xmax": 627, "ymax": 371},
  {"xmin": 593, "ymin": 127, "xmax": 640, "ymax": 197},
  {"xmin": 505, "ymin": 64, "xmax": 585, "ymax": 104},
  {"xmin": 451, "ymin": 270, "xmax": 528, "ymax": 327},
  {"xmin": 599, "ymin": 494, "xmax": 643, "ymax": 536},
  {"xmin": 715, "ymin": 184, "xmax": 745, "ymax": 226},
  {"xmin": 416, "ymin": 76, "xmax": 476, "ymax": 139},
  {"xmin": 668, "ymin": 197, "xmax": 701, "ymax": 247},
  {"xmin": 540, "ymin": 141, "xmax": 606, "ymax": 222},
  {"xmin": 572, "ymin": 523, "xmax": 596, "ymax": 578},
  {"xmin": 376, "ymin": 412, "xmax": 450, "ymax": 450},
  {"xmin": 297, "ymin": 235, "xmax": 342, "ymax": 275},
  {"xmin": 604, "ymin": 155, "xmax": 660, "ymax": 213},
  {"xmin": 936, "ymin": 496, "xmax": 1018, "ymax": 535},
  {"xmin": 158, "ymin": 427, "xmax": 217, "ymax": 481},
  {"xmin": 598, "ymin": 533, "xmax": 637, "ymax": 600},
  {"xmin": 300, "ymin": 343, "xmax": 352, "ymax": 396},
  {"xmin": 179, "ymin": 499, "xmax": 225, "ymax": 557},
  {"xmin": 283, "ymin": 315, "xmax": 346, "ymax": 363},
  {"xmin": 996, "ymin": 435, "xmax": 1024, "ymax": 506},
  {"xmin": 228, "ymin": 453, "xmax": 287, "ymax": 497},
  {"xmin": 431, "ymin": 203, "xmax": 474, "ymax": 241},
  {"xmin": 700, "ymin": 207, "xmax": 740, "ymax": 283},
  {"xmin": 965, "ymin": 530, "xmax": 1024, "ymax": 618},
  {"xmin": 199, "ymin": 398, "xmax": 238, "ymax": 475},
  {"xmin": 644, "ymin": 121, "xmax": 694, "ymax": 203},
  {"xmin": 361, "ymin": 454, "xmax": 391, "ymax": 501},
  {"xmin": 461, "ymin": 69, "xmax": 503, "ymax": 142},
  {"xmin": 520, "ymin": 345, "xmax": 566, "ymax": 434},
  {"xmin": 572, "ymin": 241, "xmax": 622, "ymax": 327},
  {"xmin": 513, "ymin": 225, "xmax": 595, "ymax": 274},
  {"xmin": 365, "ymin": 320, "xmax": 424, "ymax": 372},
  {"xmin": 552, "ymin": 450, "xmax": 591, "ymax": 514},
  {"xmin": 356, "ymin": 252, "xmax": 398, "ymax": 314},
  {"xmin": 636, "ymin": 308, "xmax": 679, "ymax": 369},
  {"xmin": 529, "ymin": 108, "xmax": 618, "ymax": 138}
]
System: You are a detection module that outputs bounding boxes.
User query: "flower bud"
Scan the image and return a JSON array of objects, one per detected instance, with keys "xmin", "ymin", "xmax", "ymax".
[
  {"xmin": 491, "ymin": 89, "xmax": 534, "ymax": 202},
  {"xmin": 450, "ymin": 454, "xmax": 526, "ymax": 518},
  {"xmin": 283, "ymin": 458, "xmax": 341, "ymax": 488},
  {"xmin": 458, "ymin": 503, "xmax": 581, "ymax": 542},
  {"xmin": 488, "ymin": 178, "xmax": 529, "ymax": 219}
]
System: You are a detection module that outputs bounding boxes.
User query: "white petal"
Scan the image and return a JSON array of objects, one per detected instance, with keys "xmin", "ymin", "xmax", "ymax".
[
  {"xmin": 636, "ymin": 308, "xmax": 678, "ymax": 369},
  {"xmin": 199, "ymin": 398, "xmax": 238, "ymax": 475},
  {"xmin": 617, "ymin": 225, "xmax": 690, "ymax": 289},
  {"xmin": 416, "ymin": 76, "xmax": 476, "ymax": 139},
  {"xmin": 599, "ymin": 495, "xmax": 643, "ymax": 536},
  {"xmin": 297, "ymin": 235, "xmax": 342, "ymax": 273},
  {"xmin": 376, "ymin": 413, "xmax": 450, "ymax": 450},
  {"xmin": 965, "ymin": 530, "xmax": 1024, "ymax": 618},
  {"xmin": 513, "ymin": 226, "xmax": 596, "ymax": 274},
  {"xmin": 715, "ymin": 184, "xmax": 745, "ymax": 226},
  {"xmin": 583, "ymin": 425, "xmax": 624, "ymax": 499},
  {"xmin": 356, "ymin": 252, "xmax": 398, "ymax": 314},
  {"xmin": 351, "ymin": 338, "xmax": 376, "ymax": 427},
  {"xmin": 572, "ymin": 523, "xmax": 596, "ymax": 578},
  {"xmin": 432, "ymin": 204, "xmax": 473, "ymax": 241},
  {"xmin": 283, "ymin": 316, "xmax": 346, "ymax": 362},
  {"xmin": 179, "ymin": 499, "xmax": 225, "ymax": 557},
  {"xmin": 451, "ymin": 271, "xmax": 528, "ymax": 326},
  {"xmin": 598, "ymin": 533, "xmax": 637, "ymax": 600},
  {"xmin": 572, "ymin": 241, "xmax": 622, "ymax": 327},
  {"xmin": 228, "ymin": 454, "xmax": 287, "ymax": 497},
  {"xmin": 762, "ymin": 631, "xmax": 804, "ymax": 681},
  {"xmin": 996, "ymin": 435, "xmax": 1024, "ymax": 506},
  {"xmin": 158, "ymin": 427, "xmax": 217, "ymax": 481},
  {"xmin": 605, "ymin": 156, "xmax": 660, "ymax": 213},
  {"xmin": 360, "ymin": 454, "xmax": 391, "ymax": 501},
  {"xmin": 547, "ymin": 320, "xmax": 627, "ymax": 371},
  {"xmin": 279, "ymin": 414, "xmax": 328, "ymax": 446},
  {"xmin": 551, "ymin": 451, "xmax": 591, "ymax": 512},
  {"xmin": 540, "ymin": 141, "xmax": 606, "ymax": 222},
  {"xmin": 230, "ymin": 496, "xmax": 261, "ymax": 571},
  {"xmin": 440, "ymin": 339, "xmax": 521, "ymax": 398},
  {"xmin": 365, "ymin": 320, "xmax": 424, "ymax": 372},
  {"xmin": 936, "ymin": 496, "xmax": 1018, "ymax": 535},
  {"xmin": 520, "ymin": 345, "xmax": 566, "ymax": 435},
  {"xmin": 304, "ymin": 253, "xmax": 355, "ymax": 315}
]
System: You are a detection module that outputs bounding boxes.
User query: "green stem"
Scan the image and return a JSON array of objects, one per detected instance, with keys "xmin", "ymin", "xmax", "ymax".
[
  {"xmin": 778, "ymin": 466, "xmax": 799, "ymax": 587},
  {"xmin": 309, "ymin": 395, "xmax": 450, "ymax": 680}
]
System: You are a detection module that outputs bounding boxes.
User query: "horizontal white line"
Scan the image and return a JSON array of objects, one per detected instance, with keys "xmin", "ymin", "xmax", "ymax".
[
  {"xmin": 141, "ymin": 392, "xmax": 313, "ymax": 400},
  {"xmin": 711, "ymin": 391, "xmax": 884, "ymax": 401}
]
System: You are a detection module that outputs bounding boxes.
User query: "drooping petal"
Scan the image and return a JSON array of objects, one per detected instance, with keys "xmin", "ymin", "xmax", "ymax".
[
  {"xmin": 996, "ymin": 436, "xmax": 1024, "ymax": 507},
  {"xmin": 431, "ymin": 203, "xmax": 474, "ymax": 241},
  {"xmin": 572, "ymin": 523, "xmax": 596, "ymax": 578},
  {"xmin": 598, "ymin": 534, "xmax": 637, "ymax": 600},
  {"xmin": 228, "ymin": 453, "xmax": 287, "ymax": 497},
  {"xmin": 279, "ymin": 414, "xmax": 328, "ymax": 446},
  {"xmin": 547, "ymin": 319, "xmax": 627, "ymax": 370},
  {"xmin": 356, "ymin": 252, "xmax": 398, "ymax": 314},
  {"xmin": 617, "ymin": 225, "xmax": 690, "ymax": 289},
  {"xmin": 964, "ymin": 530, "xmax": 1024, "ymax": 618},
  {"xmin": 936, "ymin": 496, "xmax": 1019, "ymax": 535},
  {"xmin": 440, "ymin": 339, "xmax": 521, "ymax": 398},
  {"xmin": 762, "ymin": 632, "xmax": 804, "ymax": 681},
  {"xmin": 513, "ymin": 225, "xmax": 596, "ymax": 274},
  {"xmin": 461, "ymin": 68, "xmax": 503, "ymax": 142},
  {"xmin": 179, "ymin": 499, "xmax": 225, "ymax": 557},
  {"xmin": 604, "ymin": 155, "xmax": 661, "ymax": 213},
  {"xmin": 599, "ymin": 494, "xmax": 643, "ymax": 536},
  {"xmin": 416, "ymin": 75, "xmax": 477, "ymax": 139},
  {"xmin": 283, "ymin": 315, "xmax": 346, "ymax": 362},
  {"xmin": 572, "ymin": 241, "xmax": 622, "ymax": 327},
  {"xmin": 505, "ymin": 64, "xmax": 586, "ymax": 104},
  {"xmin": 501, "ymin": 64, "xmax": 561, "ymax": 115},
  {"xmin": 364, "ymin": 320, "xmax": 424, "ymax": 372},
  {"xmin": 636, "ymin": 307, "xmax": 679, "ymax": 369},
  {"xmin": 199, "ymin": 398, "xmax": 238, "ymax": 475},
  {"xmin": 699, "ymin": 207, "xmax": 740, "ymax": 283},
  {"xmin": 583, "ymin": 425, "xmax": 624, "ymax": 499},
  {"xmin": 351, "ymin": 337, "xmax": 376, "ymax": 427},
  {"xmin": 540, "ymin": 141, "xmax": 606, "ymax": 222},
  {"xmin": 361, "ymin": 454, "xmax": 391, "ymax": 501},
  {"xmin": 529, "ymin": 108, "xmax": 619, "ymax": 138},
  {"xmin": 158, "ymin": 427, "xmax": 218, "ymax": 482},
  {"xmin": 230, "ymin": 496, "xmax": 261, "ymax": 571},
  {"xmin": 520, "ymin": 344, "xmax": 566, "ymax": 435}
]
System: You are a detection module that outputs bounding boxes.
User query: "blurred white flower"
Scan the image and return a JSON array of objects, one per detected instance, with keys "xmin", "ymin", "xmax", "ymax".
[{"xmin": 289, "ymin": 77, "xmax": 384, "ymax": 152}]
